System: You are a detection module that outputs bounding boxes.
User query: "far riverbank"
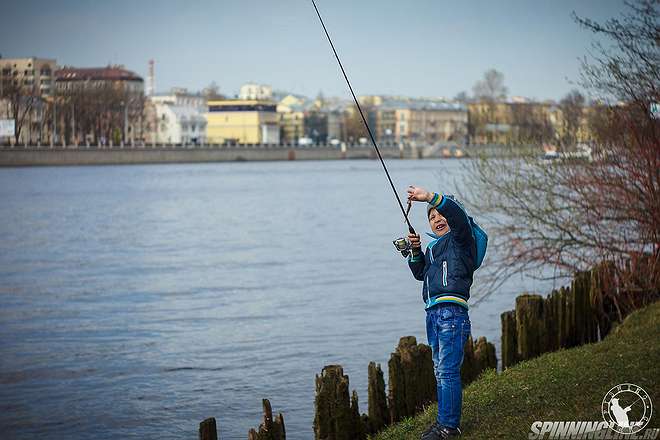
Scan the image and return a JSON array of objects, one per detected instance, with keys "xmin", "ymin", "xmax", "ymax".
[{"xmin": 0, "ymin": 143, "xmax": 526, "ymax": 167}]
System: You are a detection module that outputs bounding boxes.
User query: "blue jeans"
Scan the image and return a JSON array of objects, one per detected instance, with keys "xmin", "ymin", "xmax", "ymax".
[{"xmin": 425, "ymin": 303, "xmax": 471, "ymax": 428}]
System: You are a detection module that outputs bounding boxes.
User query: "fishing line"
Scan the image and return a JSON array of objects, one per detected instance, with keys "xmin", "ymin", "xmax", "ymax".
[{"xmin": 311, "ymin": 0, "xmax": 416, "ymax": 234}]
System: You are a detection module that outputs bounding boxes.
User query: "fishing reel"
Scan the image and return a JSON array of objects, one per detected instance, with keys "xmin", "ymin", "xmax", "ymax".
[
  {"xmin": 393, "ymin": 237, "xmax": 412, "ymax": 258},
  {"xmin": 393, "ymin": 200, "xmax": 417, "ymax": 258}
]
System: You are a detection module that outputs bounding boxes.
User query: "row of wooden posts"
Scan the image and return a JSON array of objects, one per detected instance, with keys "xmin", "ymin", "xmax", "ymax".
[
  {"xmin": 500, "ymin": 263, "xmax": 618, "ymax": 370},
  {"xmin": 199, "ymin": 262, "xmax": 648, "ymax": 439},
  {"xmin": 198, "ymin": 333, "xmax": 497, "ymax": 440}
]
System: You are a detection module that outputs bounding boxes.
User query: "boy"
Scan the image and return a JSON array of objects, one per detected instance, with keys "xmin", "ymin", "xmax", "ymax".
[{"xmin": 406, "ymin": 185, "xmax": 474, "ymax": 440}]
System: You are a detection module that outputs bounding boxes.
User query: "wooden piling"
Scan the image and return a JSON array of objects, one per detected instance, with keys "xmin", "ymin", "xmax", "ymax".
[
  {"xmin": 350, "ymin": 390, "xmax": 367, "ymax": 440},
  {"xmin": 590, "ymin": 261, "xmax": 617, "ymax": 339},
  {"xmin": 462, "ymin": 335, "xmax": 497, "ymax": 382},
  {"xmin": 572, "ymin": 271, "xmax": 590, "ymax": 345},
  {"xmin": 247, "ymin": 399, "xmax": 285, "ymax": 440},
  {"xmin": 387, "ymin": 336, "xmax": 435, "ymax": 423},
  {"xmin": 313, "ymin": 365, "xmax": 363, "ymax": 440},
  {"xmin": 500, "ymin": 310, "xmax": 518, "ymax": 369},
  {"xmin": 557, "ymin": 286, "xmax": 569, "ymax": 348},
  {"xmin": 544, "ymin": 290, "xmax": 561, "ymax": 351},
  {"xmin": 473, "ymin": 336, "xmax": 497, "ymax": 374},
  {"xmin": 199, "ymin": 417, "xmax": 218, "ymax": 440},
  {"xmin": 461, "ymin": 335, "xmax": 477, "ymax": 383},
  {"xmin": 367, "ymin": 362, "xmax": 388, "ymax": 434},
  {"xmin": 515, "ymin": 294, "xmax": 545, "ymax": 361}
]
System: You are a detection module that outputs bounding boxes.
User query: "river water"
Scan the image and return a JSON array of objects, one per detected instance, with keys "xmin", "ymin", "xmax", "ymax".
[{"xmin": 0, "ymin": 160, "xmax": 560, "ymax": 439}]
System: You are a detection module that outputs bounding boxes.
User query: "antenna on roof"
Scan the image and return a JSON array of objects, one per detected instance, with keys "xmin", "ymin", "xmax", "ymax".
[{"xmin": 147, "ymin": 59, "xmax": 155, "ymax": 96}]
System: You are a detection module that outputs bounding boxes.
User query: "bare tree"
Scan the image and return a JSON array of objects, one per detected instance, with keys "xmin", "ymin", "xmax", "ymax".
[
  {"xmin": 58, "ymin": 81, "xmax": 144, "ymax": 145},
  {"xmin": 559, "ymin": 90, "xmax": 586, "ymax": 148},
  {"xmin": 0, "ymin": 71, "xmax": 40, "ymax": 144},
  {"xmin": 472, "ymin": 69, "xmax": 508, "ymax": 102},
  {"xmin": 463, "ymin": 0, "xmax": 659, "ymax": 317},
  {"xmin": 454, "ymin": 91, "xmax": 469, "ymax": 104},
  {"xmin": 509, "ymin": 102, "xmax": 555, "ymax": 144},
  {"xmin": 470, "ymin": 70, "xmax": 509, "ymax": 143},
  {"xmin": 304, "ymin": 110, "xmax": 328, "ymax": 143},
  {"xmin": 202, "ymin": 81, "xmax": 225, "ymax": 100},
  {"xmin": 344, "ymin": 104, "xmax": 371, "ymax": 143}
]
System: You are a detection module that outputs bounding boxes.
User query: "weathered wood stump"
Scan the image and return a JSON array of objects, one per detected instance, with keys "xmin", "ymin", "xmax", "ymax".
[
  {"xmin": 590, "ymin": 261, "xmax": 617, "ymax": 339},
  {"xmin": 367, "ymin": 362, "xmax": 388, "ymax": 434},
  {"xmin": 387, "ymin": 336, "xmax": 435, "ymax": 424},
  {"xmin": 563, "ymin": 285, "xmax": 576, "ymax": 347},
  {"xmin": 572, "ymin": 271, "xmax": 592, "ymax": 345},
  {"xmin": 474, "ymin": 336, "xmax": 497, "ymax": 373},
  {"xmin": 544, "ymin": 289, "xmax": 561, "ymax": 352},
  {"xmin": 199, "ymin": 417, "xmax": 218, "ymax": 440},
  {"xmin": 350, "ymin": 390, "xmax": 366, "ymax": 440},
  {"xmin": 248, "ymin": 399, "xmax": 285, "ymax": 440},
  {"xmin": 515, "ymin": 294, "xmax": 545, "ymax": 361},
  {"xmin": 556, "ymin": 286, "xmax": 570, "ymax": 348},
  {"xmin": 462, "ymin": 335, "xmax": 497, "ymax": 383},
  {"xmin": 500, "ymin": 310, "xmax": 518, "ymax": 369},
  {"xmin": 461, "ymin": 335, "xmax": 477, "ymax": 383},
  {"xmin": 313, "ymin": 365, "xmax": 365, "ymax": 440}
]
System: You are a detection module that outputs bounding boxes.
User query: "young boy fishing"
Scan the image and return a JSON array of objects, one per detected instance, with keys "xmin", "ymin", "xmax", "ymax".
[{"xmin": 406, "ymin": 185, "xmax": 476, "ymax": 440}]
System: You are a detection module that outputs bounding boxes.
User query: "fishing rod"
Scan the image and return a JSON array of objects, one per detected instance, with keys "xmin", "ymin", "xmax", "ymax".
[{"xmin": 311, "ymin": 0, "xmax": 416, "ymax": 235}]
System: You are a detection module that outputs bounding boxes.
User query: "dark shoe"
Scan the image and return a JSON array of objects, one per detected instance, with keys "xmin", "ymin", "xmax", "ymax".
[
  {"xmin": 421, "ymin": 422, "xmax": 441, "ymax": 438},
  {"xmin": 420, "ymin": 422, "xmax": 461, "ymax": 440}
]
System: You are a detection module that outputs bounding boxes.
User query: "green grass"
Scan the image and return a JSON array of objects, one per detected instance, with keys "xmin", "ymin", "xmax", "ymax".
[{"xmin": 374, "ymin": 301, "xmax": 660, "ymax": 440}]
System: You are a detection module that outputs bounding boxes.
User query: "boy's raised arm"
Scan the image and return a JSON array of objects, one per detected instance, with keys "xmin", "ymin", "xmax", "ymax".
[
  {"xmin": 407, "ymin": 186, "xmax": 473, "ymax": 249},
  {"xmin": 429, "ymin": 193, "xmax": 473, "ymax": 248}
]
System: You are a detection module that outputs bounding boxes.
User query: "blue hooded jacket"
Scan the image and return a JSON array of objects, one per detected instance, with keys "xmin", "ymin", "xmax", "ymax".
[{"xmin": 407, "ymin": 193, "xmax": 476, "ymax": 309}]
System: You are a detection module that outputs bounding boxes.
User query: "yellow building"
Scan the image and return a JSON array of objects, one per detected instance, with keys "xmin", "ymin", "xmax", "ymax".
[
  {"xmin": 469, "ymin": 101, "xmax": 555, "ymax": 144},
  {"xmin": 206, "ymin": 99, "xmax": 280, "ymax": 145},
  {"xmin": 277, "ymin": 94, "xmax": 306, "ymax": 144},
  {"xmin": 388, "ymin": 103, "xmax": 467, "ymax": 144}
]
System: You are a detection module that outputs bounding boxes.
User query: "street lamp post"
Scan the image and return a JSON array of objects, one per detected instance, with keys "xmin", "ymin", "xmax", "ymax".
[
  {"xmin": 122, "ymin": 100, "xmax": 128, "ymax": 145},
  {"xmin": 72, "ymin": 101, "xmax": 76, "ymax": 147},
  {"xmin": 52, "ymin": 97, "xmax": 57, "ymax": 147}
]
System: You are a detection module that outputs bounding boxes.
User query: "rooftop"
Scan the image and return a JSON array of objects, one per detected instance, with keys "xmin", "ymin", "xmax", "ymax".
[
  {"xmin": 379, "ymin": 99, "xmax": 466, "ymax": 111},
  {"xmin": 55, "ymin": 66, "xmax": 143, "ymax": 82}
]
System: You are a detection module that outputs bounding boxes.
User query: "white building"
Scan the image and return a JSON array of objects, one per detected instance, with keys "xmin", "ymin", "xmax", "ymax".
[
  {"xmin": 148, "ymin": 88, "xmax": 207, "ymax": 144},
  {"xmin": 239, "ymin": 83, "xmax": 272, "ymax": 100}
]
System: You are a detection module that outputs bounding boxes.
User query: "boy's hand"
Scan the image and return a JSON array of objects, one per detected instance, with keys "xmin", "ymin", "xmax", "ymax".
[
  {"xmin": 407, "ymin": 185, "xmax": 433, "ymax": 203},
  {"xmin": 408, "ymin": 233, "xmax": 421, "ymax": 249}
]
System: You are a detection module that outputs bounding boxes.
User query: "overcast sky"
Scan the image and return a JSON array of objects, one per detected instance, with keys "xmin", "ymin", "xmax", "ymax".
[{"xmin": 0, "ymin": 0, "xmax": 628, "ymax": 101}]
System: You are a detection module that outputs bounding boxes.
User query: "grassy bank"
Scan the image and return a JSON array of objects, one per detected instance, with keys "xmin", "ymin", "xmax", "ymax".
[{"xmin": 374, "ymin": 301, "xmax": 660, "ymax": 439}]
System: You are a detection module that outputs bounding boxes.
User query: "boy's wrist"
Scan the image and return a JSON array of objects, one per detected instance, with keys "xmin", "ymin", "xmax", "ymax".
[{"xmin": 428, "ymin": 192, "xmax": 442, "ymax": 206}]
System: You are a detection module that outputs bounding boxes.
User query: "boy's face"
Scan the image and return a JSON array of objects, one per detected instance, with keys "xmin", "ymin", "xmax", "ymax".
[{"xmin": 429, "ymin": 209, "xmax": 450, "ymax": 236}]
